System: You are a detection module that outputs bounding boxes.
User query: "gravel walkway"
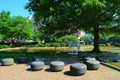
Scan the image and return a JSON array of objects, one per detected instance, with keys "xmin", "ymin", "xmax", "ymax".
[{"xmin": 0, "ymin": 63, "xmax": 120, "ymax": 80}]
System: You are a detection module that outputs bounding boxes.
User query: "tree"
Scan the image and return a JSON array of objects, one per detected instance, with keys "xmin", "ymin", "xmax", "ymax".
[
  {"xmin": 80, "ymin": 36, "xmax": 92, "ymax": 44},
  {"xmin": 0, "ymin": 10, "xmax": 12, "ymax": 40},
  {"xmin": 0, "ymin": 11, "xmax": 34, "ymax": 45},
  {"xmin": 25, "ymin": 0, "xmax": 120, "ymax": 53},
  {"xmin": 57, "ymin": 35, "xmax": 79, "ymax": 46},
  {"xmin": 9, "ymin": 16, "xmax": 34, "ymax": 40}
]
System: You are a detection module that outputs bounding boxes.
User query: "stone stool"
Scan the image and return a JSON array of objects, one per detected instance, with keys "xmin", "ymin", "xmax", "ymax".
[
  {"xmin": 18, "ymin": 56, "xmax": 29, "ymax": 63},
  {"xmin": 30, "ymin": 61, "xmax": 44, "ymax": 71},
  {"xmin": 50, "ymin": 61, "xmax": 65, "ymax": 72},
  {"xmin": 0, "ymin": 58, "xmax": 2, "ymax": 66},
  {"xmin": 83, "ymin": 56, "xmax": 96, "ymax": 63},
  {"xmin": 32, "ymin": 56, "xmax": 42, "ymax": 61},
  {"xmin": 1, "ymin": 58, "xmax": 14, "ymax": 66},
  {"xmin": 70, "ymin": 63, "xmax": 87, "ymax": 75},
  {"xmin": 86, "ymin": 60, "xmax": 100, "ymax": 70}
]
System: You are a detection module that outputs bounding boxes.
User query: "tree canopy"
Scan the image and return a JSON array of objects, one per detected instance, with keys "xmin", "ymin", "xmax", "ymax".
[
  {"xmin": 9, "ymin": 16, "xmax": 34, "ymax": 39},
  {"xmin": 25, "ymin": 0, "xmax": 120, "ymax": 53},
  {"xmin": 0, "ymin": 10, "xmax": 34, "ymax": 41}
]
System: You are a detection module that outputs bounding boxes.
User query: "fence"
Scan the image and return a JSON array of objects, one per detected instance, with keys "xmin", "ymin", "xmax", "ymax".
[{"xmin": 68, "ymin": 42, "xmax": 80, "ymax": 54}]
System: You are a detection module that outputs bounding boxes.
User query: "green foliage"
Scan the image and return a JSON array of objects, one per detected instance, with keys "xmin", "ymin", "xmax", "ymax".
[
  {"xmin": 114, "ymin": 43, "xmax": 120, "ymax": 47},
  {"xmin": 9, "ymin": 16, "xmax": 34, "ymax": 39},
  {"xmin": 35, "ymin": 43, "xmax": 44, "ymax": 47},
  {"xmin": 58, "ymin": 35, "xmax": 78, "ymax": 42},
  {"xmin": 0, "ymin": 10, "xmax": 34, "ymax": 40},
  {"xmin": 0, "ymin": 35, "xmax": 3, "ymax": 40},
  {"xmin": 0, "ymin": 10, "xmax": 12, "ymax": 39},
  {"xmin": 57, "ymin": 35, "xmax": 78, "ymax": 46},
  {"xmin": 0, "ymin": 45, "xmax": 10, "ymax": 49},
  {"xmin": 25, "ymin": 0, "xmax": 120, "ymax": 30},
  {"xmin": 33, "ymin": 30, "xmax": 41, "ymax": 41},
  {"xmin": 80, "ymin": 36, "xmax": 92, "ymax": 43},
  {"xmin": 25, "ymin": 0, "xmax": 120, "ymax": 52},
  {"xmin": 21, "ymin": 43, "xmax": 45, "ymax": 47},
  {"xmin": 45, "ymin": 43, "xmax": 62, "ymax": 47},
  {"xmin": 99, "ymin": 44, "xmax": 106, "ymax": 46}
]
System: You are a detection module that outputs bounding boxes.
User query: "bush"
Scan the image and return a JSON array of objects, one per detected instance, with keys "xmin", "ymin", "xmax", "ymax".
[
  {"xmin": 20, "ymin": 43, "xmax": 45, "ymax": 47},
  {"xmin": 99, "ymin": 44, "xmax": 106, "ymax": 46},
  {"xmin": 45, "ymin": 43, "xmax": 62, "ymax": 47},
  {"xmin": 57, "ymin": 35, "xmax": 78, "ymax": 46},
  {"xmin": 114, "ymin": 43, "xmax": 120, "ymax": 47},
  {"xmin": 20, "ymin": 43, "xmax": 65, "ymax": 47},
  {"xmin": 0, "ymin": 45, "xmax": 10, "ymax": 49},
  {"xmin": 34, "ymin": 43, "xmax": 45, "ymax": 47},
  {"xmin": 80, "ymin": 36, "xmax": 92, "ymax": 45}
]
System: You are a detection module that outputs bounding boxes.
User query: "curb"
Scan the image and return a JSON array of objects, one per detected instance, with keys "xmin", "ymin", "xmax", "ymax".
[{"xmin": 101, "ymin": 62, "xmax": 120, "ymax": 72}]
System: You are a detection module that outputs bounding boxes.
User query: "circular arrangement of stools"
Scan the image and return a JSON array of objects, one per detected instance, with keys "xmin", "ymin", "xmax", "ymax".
[
  {"xmin": 0, "ymin": 56, "xmax": 101, "ymax": 76},
  {"xmin": 70, "ymin": 63, "xmax": 87, "ymax": 76},
  {"xmin": 30, "ymin": 61, "xmax": 44, "ymax": 71},
  {"xmin": 50, "ymin": 61, "xmax": 65, "ymax": 72},
  {"xmin": 86, "ymin": 60, "xmax": 100, "ymax": 70},
  {"xmin": 18, "ymin": 56, "xmax": 29, "ymax": 63},
  {"xmin": 1, "ymin": 58, "xmax": 14, "ymax": 66}
]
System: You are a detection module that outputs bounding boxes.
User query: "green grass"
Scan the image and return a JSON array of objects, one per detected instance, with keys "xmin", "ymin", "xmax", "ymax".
[
  {"xmin": 0, "ymin": 51, "xmax": 70, "ymax": 60},
  {"xmin": 107, "ymin": 62, "xmax": 120, "ymax": 68},
  {"xmin": 0, "ymin": 47, "xmax": 77, "ymax": 52},
  {"xmin": 81, "ymin": 46, "xmax": 120, "ymax": 53},
  {"xmin": 0, "ymin": 46, "xmax": 120, "ymax": 60},
  {"xmin": 0, "ymin": 46, "xmax": 120, "ymax": 53}
]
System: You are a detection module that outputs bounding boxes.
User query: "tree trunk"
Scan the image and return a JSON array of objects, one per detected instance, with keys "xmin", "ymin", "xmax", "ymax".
[
  {"xmin": 10, "ymin": 37, "xmax": 15, "ymax": 47},
  {"xmin": 91, "ymin": 26, "xmax": 101, "ymax": 53}
]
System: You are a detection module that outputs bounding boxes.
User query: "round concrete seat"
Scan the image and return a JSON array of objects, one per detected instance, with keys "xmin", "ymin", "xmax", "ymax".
[
  {"xmin": 83, "ymin": 57, "xmax": 96, "ymax": 63},
  {"xmin": 30, "ymin": 61, "xmax": 44, "ymax": 71},
  {"xmin": 50, "ymin": 61, "xmax": 65, "ymax": 72},
  {"xmin": 86, "ymin": 60, "xmax": 100, "ymax": 70},
  {"xmin": 70, "ymin": 63, "xmax": 87, "ymax": 75},
  {"xmin": 18, "ymin": 56, "xmax": 29, "ymax": 63},
  {"xmin": 32, "ymin": 56, "xmax": 41, "ymax": 61},
  {"xmin": 1, "ymin": 58, "xmax": 14, "ymax": 66},
  {"xmin": 0, "ymin": 58, "xmax": 2, "ymax": 66}
]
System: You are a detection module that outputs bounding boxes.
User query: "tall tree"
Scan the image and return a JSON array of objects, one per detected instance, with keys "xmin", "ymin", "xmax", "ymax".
[
  {"xmin": 0, "ymin": 10, "xmax": 12, "ymax": 39},
  {"xmin": 9, "ymin": 16, "xmax": 34, "ymax": 39},
  {"xmin": 0, "ymin": 11, "xmax": 34, "ymax": 42},
  {"xmin": 25, "ymin": 0, "xmax": 120, "ymax": 53}
]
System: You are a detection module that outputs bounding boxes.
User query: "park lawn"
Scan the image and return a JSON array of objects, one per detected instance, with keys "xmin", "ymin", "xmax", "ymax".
[
  {"xmin": 0, "ymin": 47, "xmax": 77, "ymax": 52},
  {"xmin": 0, "ymin": 46, "xmax": 120, "ymax": 53},
  {"xmin": 0, "ymin": 46, "xmax": 120, "ymax": 67},
  {"xmin": 0, "ymin": 51, "xmax": 71, "ymax": 59},
  {"xmin": 107, "ymin": 62, "xmax": 120, "ymax": 68},
  {"xmin": 100, "ymin": 46, "xmax": 120, "ymax": 53}
]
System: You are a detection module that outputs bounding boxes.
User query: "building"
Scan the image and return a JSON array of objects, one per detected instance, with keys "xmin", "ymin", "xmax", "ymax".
[
  {"xmin": 75, "ymin": 29, "xmax": 86, "ymax": 40},
  {"xmin": 28, "ymin": 16, "xmax": 40, "ymax": 31}
]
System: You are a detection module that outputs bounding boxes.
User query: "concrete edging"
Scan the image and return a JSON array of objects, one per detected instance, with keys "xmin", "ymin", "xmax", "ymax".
[{"xmin": 100, "ymin": 62, "xmax": 120, "ymax": 72}]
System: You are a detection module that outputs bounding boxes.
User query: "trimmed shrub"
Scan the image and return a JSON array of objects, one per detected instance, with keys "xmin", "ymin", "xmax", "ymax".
[
  {"xmin": 57, "ymin": 35, "xmax": 78, "ymax": 46},
  {"xmin": 114, "ymin": 43, "xmax": 120, "ymax": 47},
  {"xmin": 99, "ymin": 44, "xmax": 106, "ymax": 46},
  {"xmin": 45, "ymin": 43, "xmax": 62, "ymax": 47},
  {"xmin": 0, "ymin": 45, "xmax": 10, "ymax": 49}
]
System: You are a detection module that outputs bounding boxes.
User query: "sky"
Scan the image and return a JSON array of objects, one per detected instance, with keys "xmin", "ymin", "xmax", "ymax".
[{"xmin": 0, "ymin": 0, "xmax": 31, "ymax": 17}]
